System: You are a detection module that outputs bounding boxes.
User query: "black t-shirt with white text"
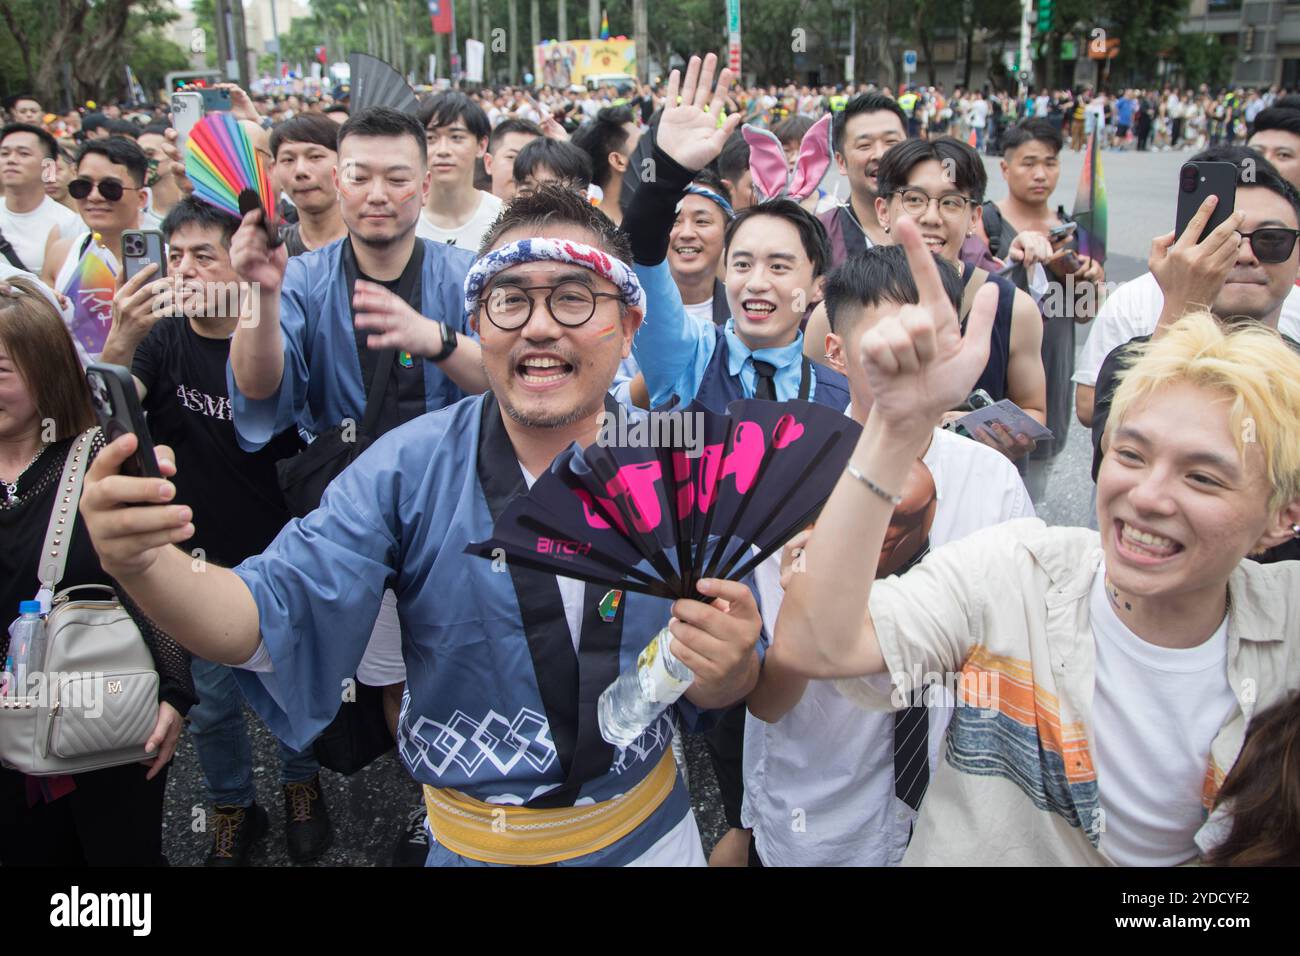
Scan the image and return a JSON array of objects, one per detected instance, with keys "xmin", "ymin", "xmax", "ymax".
[{"xmin": 133, "ymin": 316, "xmax": 304, "ymax": 567}]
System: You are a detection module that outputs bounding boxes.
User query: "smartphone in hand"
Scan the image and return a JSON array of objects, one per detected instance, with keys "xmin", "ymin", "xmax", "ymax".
[
  {"xmin": 1175, "ymin": 161, "xmax": 1237, "ymax": 242},
  {"xmin": 121, "ymin": 230, "xmax": 167, "ymax": 284},
  {"xmin": 86, "ymin": 363, "xmax": 162, "ymax": 479},
  {"xmin": 171, "ymin": 92, "xmax": 203, "ymax": 143},
  {"xmin": 199, "ymin": 88, "xmax": 233, "ymax": 113},
  {"xmin": 1047, "ymin": 221, "xmax": 1078, "ymax": 245}
]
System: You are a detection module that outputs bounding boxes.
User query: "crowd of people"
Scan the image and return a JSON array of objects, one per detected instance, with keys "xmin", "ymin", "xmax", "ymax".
[{"xmin": 1, "ymin": 50, "xmax": 1299, "ymax": 868}]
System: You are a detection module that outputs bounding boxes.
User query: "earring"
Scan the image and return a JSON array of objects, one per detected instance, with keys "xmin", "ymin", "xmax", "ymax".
[
  {"xmin": 1292, "ymin": 523, "xmax": 1300, "ymax": 538},
  {"xmin": 883, "ymin": 225, "xmax": 890, "ymax": 234}
]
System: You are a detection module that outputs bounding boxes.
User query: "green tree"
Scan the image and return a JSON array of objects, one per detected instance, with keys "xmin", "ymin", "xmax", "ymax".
[{"xmin": 0, "ymin": 0, "xmax": 187, "ymax": 106}]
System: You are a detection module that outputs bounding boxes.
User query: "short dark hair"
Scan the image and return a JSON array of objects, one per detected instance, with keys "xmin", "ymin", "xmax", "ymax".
[
  {"xmin": 75, "ymin": 136, "xmax": 149, "ymax": 187},
  {"xmin": 1252, "ymin": 108, "xmax": 1300, "ymax": 141},
  {"xmin": 5, "ymin": 93, "xmax": 40, "ymax": 110},
  {"xmin": 824, "ymin": 245, "xmax": 963, "ymax": 334},
  {"xmin": 416, "ymin": 91, "xmax": 490, "ymax": 142},
  {"xmin": 323, "ymin": 104, "xmax": 349, "ymax": 117},
  {"xmin": 1272, "ymin": 94, "xmax": 1300, "ymax": 111},
  {"xmin": 1191, "ymin": 144, "xmax": 1300, "ymax": 224},
  {"xmin": 690, "ymin": 168, "xmax": 732, "ymax": 203},
  {"xmin": 877, "ymin": 136, "xmax": 987, "ymax": 202},
  {"xmin": 773, "ymin": 115, "xmax": 814, "ymax": 149},
  {"xmin": 81, "ymin": 112, "xmax": 111, "ymax": 135},
  {"xmin": 833, "ymin": 93, "xmax": 907, "ymax": 154},
  {"xmin": 160, "ymin": 196, "xmax": 241, "ymax": 248},
  {"xmin": 108, "ymin": 119, "xmax": 139, "ymax": 139},
  {"xmin": 138, "ymin": 123, "xmax": 172, "ymax": 140},
  {"xmin": 724, "ymin": 199, "xmax": 831, "ymax": 277},
  {"xmin": 477, "ymin": 181, "xmax": 630, "ymax": 262},
  {"xmin": 270, "ymin": 112, "xmax": 339, "ymax": 160},
  {"xmin": 718, "ymin": 129, "xmax": 750, "ymax": 184},
  {"xmin": 512, "ymin": 138, "xmax": 592, "ymax": 190},
  {"xmin": 0, "ymin": 122, "xmax": 58, "ymax": 160},
  {"xmin": 1001, "ymin": 118, "xmax": 1063, "ymax": 156},
  {"xmin": 337, "ymin": 106, "xmax": 427, "ymax": 166},
  {"xmin": 488, "ymin": 117, "xmax": 542, "ymax": 153},
  {"xmin": 571, "ymin": 106, "xmax": 635, "ymax": 188}
]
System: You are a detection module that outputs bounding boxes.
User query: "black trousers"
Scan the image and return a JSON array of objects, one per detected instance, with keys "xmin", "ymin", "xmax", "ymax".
[
  {"xmin": 705, "ymin": 702, "xmax": 747, "ymax": 830},
  {"xmin": 0, "ymin": 762, "xmax": 170, "ymax": 866}
]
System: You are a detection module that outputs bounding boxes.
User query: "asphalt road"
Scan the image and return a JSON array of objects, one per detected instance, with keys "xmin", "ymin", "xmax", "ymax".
[{"xmin": 160, "ymin": 145, "xmax": 1194, "ymax": 865}]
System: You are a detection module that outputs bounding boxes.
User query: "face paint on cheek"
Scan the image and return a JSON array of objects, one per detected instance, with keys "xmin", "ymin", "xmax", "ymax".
[
  {"xmin": 337, "ymin": 177, "xmax": 366, "ymax": 200},
  {"xmin": 597, "ymin": 323, "xmax": 618, "ymax": 339}
]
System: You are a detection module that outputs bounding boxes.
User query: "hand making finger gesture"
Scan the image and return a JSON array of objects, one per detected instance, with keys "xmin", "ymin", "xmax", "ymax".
[{"xmin": 860, "ymin": 216, "xmax": 1000, "ymax": 440}]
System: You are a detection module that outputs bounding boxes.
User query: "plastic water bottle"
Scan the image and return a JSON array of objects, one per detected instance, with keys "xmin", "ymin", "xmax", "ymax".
[
  {"xmin": 598, "ymin": 626, "xmax": 695, "ymax": 748},
  {"xmin": 5, "ymin": 601, "xmax": 43, "ymax": 698}
]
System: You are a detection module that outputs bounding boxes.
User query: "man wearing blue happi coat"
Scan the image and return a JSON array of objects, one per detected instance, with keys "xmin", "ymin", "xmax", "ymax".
[
  {"xmin": 81, "ymin": 57, "xmax": 765, "ymax": 866},
  {"xmin": 226, "ymin": 106, "xmax": 493, "ymax": 746}
]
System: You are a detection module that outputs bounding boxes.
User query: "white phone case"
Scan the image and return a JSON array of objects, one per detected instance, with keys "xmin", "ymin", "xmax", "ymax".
[{"xmin": 171, "ymin": 92, "xmax": 204, "ymax": 142}]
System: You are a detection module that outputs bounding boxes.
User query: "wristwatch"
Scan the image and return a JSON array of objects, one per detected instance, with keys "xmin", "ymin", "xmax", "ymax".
[{"xmin": 430, "ymin": 321, "xmax": 458, "ymax": 362}]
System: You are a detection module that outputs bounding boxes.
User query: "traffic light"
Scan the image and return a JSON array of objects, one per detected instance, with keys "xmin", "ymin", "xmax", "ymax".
[{"xmin": 1037, "ymin": 0, "xmax": 1054, "ymax": 33}]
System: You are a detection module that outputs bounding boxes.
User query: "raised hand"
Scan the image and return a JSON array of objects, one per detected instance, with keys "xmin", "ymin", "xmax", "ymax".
[
  {"xmin": 102, "ymin": 262, "xmax": 171, "ymax": 365},
  {"xmin": 80, "ymin": 434, "xmax": 192, "ymax": 581},
  {"xmin": 656, "ymin": 54, "xmax": 743, "ymax": 173},
  {"xmin": 230, "ymin": 207, "xmax": 287, "ymax": 293},
  {"xmin": 1149, "ymin": 195, "xmax": 1244, "ymax": 327},
  {"xmin": 859, "ymin": 216, "xmax": 999, "ymax": 440},
  {"xmin": 162, "ymin": 128, "xmax": 194, "ymax": 195}
]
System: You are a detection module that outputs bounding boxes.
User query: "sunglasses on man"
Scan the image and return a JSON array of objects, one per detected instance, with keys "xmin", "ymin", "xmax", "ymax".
[
  {"xmin": 68, "ymin": 177, "xmax": 139, "ymax": 202},
  {"xmin": 1238, "ymin": 227, "xmax": 1300, "ymax": 265}
]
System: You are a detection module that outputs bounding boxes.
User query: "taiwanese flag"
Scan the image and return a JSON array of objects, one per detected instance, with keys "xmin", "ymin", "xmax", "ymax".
[{"xmin": 429, "ymin": 0, "xmax": 453, "ymax": 34}]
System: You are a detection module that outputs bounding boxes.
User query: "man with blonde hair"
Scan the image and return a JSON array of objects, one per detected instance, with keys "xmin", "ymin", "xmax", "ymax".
[{"xmin": 772, "ymin": 215, "xmax": 1300, "ymax": 866}]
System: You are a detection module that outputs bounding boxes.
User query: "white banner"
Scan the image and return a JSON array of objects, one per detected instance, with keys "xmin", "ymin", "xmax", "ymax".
[{"xmin": 465, "ymin": 39, "xmax": 485, "ymax": 83}]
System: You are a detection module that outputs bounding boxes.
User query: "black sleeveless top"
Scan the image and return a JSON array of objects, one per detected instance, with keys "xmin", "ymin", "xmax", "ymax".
[{"xmin": 961, "ymin": 267, "xmax": 1016, "ymax": 402}]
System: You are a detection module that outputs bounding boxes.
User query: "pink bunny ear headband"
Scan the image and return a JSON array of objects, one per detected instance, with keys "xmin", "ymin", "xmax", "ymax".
[{"xmin": 742, "ymin": 113, "xmax": 833, "ymax": 202}]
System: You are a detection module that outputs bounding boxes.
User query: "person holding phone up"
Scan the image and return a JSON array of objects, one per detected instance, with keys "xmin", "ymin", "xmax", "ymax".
[
  {"xmin": 1074, "ymin": 145, "xmax": 1300, "ymax": 429},
  {"xmin": 0, "ymin": 279, "xmax": 194, "ymax": 866},
  {"xmin": 101, "ymin": 198, "xmax": 333, "ymax": 866},
  {"xmin": 1086, "ymin": 146, "xmax": 1300, "ymax": 565}
]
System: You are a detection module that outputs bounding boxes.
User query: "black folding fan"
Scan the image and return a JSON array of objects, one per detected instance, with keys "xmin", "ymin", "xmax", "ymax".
[
  {"xmin": 466, "ymin": 400, "xmax": 862, "ymax": 601},
  {"xmin": 347, "ymin": 53, "xmax": 420, "ymax": 116}
]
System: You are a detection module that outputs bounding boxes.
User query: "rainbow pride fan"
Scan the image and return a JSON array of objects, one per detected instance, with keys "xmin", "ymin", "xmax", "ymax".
[{"xmin": 184, "ymin": 112, "xmax": 280, "ymax": 242}]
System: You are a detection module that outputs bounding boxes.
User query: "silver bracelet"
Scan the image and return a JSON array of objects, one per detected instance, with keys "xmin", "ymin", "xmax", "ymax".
[{"xmin": 846, "ymin": 463, "xmax": 902, "ymax": 506}]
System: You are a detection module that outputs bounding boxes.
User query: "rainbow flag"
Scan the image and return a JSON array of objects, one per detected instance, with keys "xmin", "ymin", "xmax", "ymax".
[
  {"xmin": 62, "ymin": 240, "xmax": 119, "ymax": 356},
  {"xmin": 1072, "ymin": 131, "xmax": 1108, "ymax": 265},
  {"xmin": 600, "ymin": 10, "xmax": 610, "ymax": 39}
]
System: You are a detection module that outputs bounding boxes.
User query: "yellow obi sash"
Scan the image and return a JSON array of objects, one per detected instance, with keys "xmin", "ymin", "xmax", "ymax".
[{"xmin": 421, "ymin": 748, "xmax": 677, "ymax": 866}]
